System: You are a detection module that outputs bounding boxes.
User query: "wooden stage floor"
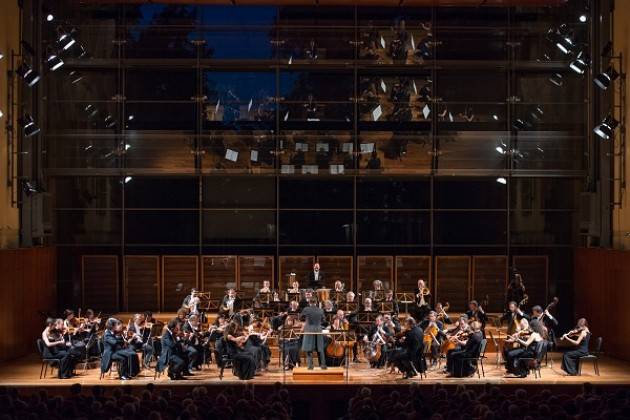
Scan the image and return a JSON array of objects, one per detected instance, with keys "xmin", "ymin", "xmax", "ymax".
[{"xmin": 2, "ymin": 352, "xmax": 630, "ymax": 388}]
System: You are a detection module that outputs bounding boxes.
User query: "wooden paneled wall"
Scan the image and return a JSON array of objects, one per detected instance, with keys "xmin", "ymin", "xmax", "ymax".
[
  {"xmin": 0, "ymin": 248, "xmax": 56, "ymax": 362},
  {"xmin": 574, "ymin": 248, "xmax": 630, "ymax": 361}
]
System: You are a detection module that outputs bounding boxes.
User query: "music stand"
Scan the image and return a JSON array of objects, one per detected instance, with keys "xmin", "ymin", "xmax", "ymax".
[
  {"xmin": 396, "ymin": 292, "xmax": 416, "ymax": 313},
  {"xmin": 332, "ymin": 291, "xmax": 346, "ymax": 302},
  {"xmin": 287, "ymin": 292, "xmax": 301, "ymax": 303},
  {"xmin": 379, "ymin": 302, "xmax": 394, "ymax": 313},
  {"xmin": 339, "ymin": 302, "xmax": 358, "ymax": 312}
]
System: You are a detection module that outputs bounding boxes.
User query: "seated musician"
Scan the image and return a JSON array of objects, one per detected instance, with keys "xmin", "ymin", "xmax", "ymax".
[
  {"xmin": 183, "ymin": 314, "xmax": 206, "ymax": 371},
  {"xmin": 446, "ymin": 320, "xmax": 483, "ymax": 378},
  {"xmin": 84, "ymin": 309, "xmax": 101, "ymax": 333},
  {"xmin": 531, "ymin": 305, "xmax": 558, "ymax": 345},
  {"xmin": 363, "ymin": 315, "xmax": 388, "ymax": 368},
  {"xmin": 222, "ymin": 321, "xmax": 258, "ymax": 379},
  {"xmin": 63, "ymin": 309, "xmax": 85, "ymax": 345},
  {"xmin": 323, "ymin": 299, "xmax": 336, "ymax": 314},
  {"xmin": 280, "ymin": 313, "xmax": 303, "ymax": 370},
  {"xmin": 299, "ymin": 289, "xmax": 314, "ymax": 310},
  {"xmin": 390, "ymin": 317, "xmax": 426, "ymax": 379},
  {"xmin": 435, "ymin": 302, "xmax": 451, "ymax": 325},
  {"xmin": 101, "ymin": 318, "xmax": 140, "ymax": 380},
  {"xmin": 413, "ymin": 279, "xmax": 432, "ymax": 321},
  {"xmin": 560, "ymin": 318, "xmax": 591, "ymax": 376},
  {"xmin": 208, "ymin": 315, "xmax": 228, "ymax": 345},
  {"xmin": 466, "ymin": 300, "xmax": 488, "ymax": 335},
  {"xmin": 220, "ymin": 288, "xmax": 241, "ymax": 317},
  {"xmin": 442, "ymin": 315, "xmax": 471, "ymax": 373},
  {"xmin": 504, "ymin": 319, "xmax": 545, "ymax": 378},
  {"xmin": 83, "ymin": 309, "xmax": 102, "ymax": 357},
  {"xmin": 334, "ymin": 280, "xmax": 345, "ymax": 292},
  {"xmin": 384, "ymin": 290, "xmax": 399, "ymax": 315},
  {"xmin": 247, "ymin": 318, "xmax": 272, "ymax": 372},
  {"xmin": 362, "ymin": 297, "xmax": 375, "ymax": 312},
  {"xmin": 288, "ymin": 277, "xmax": 300, "ymax": 293},
  {"xmin": 287, "ymin": 299, "xmax": 301, "ymax": 314},
  {"xmin": 419, "ymin": 310, "xmax": 446, "ymax": 366},
  {"xmin": 127, "ymin": 313, "xmax": 153, "ymax": 367},
  {"xmin": 372, "ymin": 279, "xmax": 384, "ymax": 291},
  {"xmin": 502, "ymin": 317, "xmax": 530, "ymax": 363},
  {"xmin": 346, "ymin": 291, "xmax": 356, "ymax": 303},
  {"xmin": 157, "ymin": 318, "xmax": 188, "ymax": 380},
  {"xmin": 40, "ymin": 318, "xmax": 79, "ymax": 379},
  {"xmin": 500, "ymin": 301, "xmax": 530, "ymax": 335},
  {"xmin": 182, "ymin": 288, "xmax": 198, "ymax": 312}
]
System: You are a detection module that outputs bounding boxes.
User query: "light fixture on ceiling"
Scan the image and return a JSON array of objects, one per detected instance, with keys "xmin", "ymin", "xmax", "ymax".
[
  {"xmin": 593, "ymin": 114, "xmax": 619, "ymax": 140},
  {"xmin": 20, "ymin": 114, "xmax": 41, "ymax": 137},
  {"xmin": 594, "ymin": 66, "xmax": 619, "ymax": 90},
  {"xmin": 16, "ymin": 63, "xmax": 41, "ymax": 87}
]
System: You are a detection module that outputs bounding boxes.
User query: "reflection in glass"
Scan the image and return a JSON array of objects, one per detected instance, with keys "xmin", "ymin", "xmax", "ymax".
[
  {"xmin": 279, "ymin": 131, "xmax": 353, "ymax": 174},
  {"xmin": 51, "ymin": 177, "xmax": 122, "ymax": 209},
  {"xmin": 56, "ymin": 210, "xmax": 122, "ymax": 244},
  {"xmin": 358, "ymin": 131, "xmax": 431, "ymax": 173},
  {"xmin": 357, "ymin": 211, "xmax": 430, "ymax": 245},
  {"xmin": 510, "ymin": 178, "xmax": 582, "ymax": 210},
  {"xmin": 358, "ymin": 75, "xmax": 432, "ymax": 122},
  {"xmin": 46, "ymin": 137, "xmax": 122, "ymax": 169},
  {"xmin": 203, "ymin": 210, "xmax": 275, "ymax": 244},
  {"xmin": 124, "ymin": 134, "xmax": 196, "ymax": 170},
  {"xmin": 437, "ymin": 131, "xmax": 508, "ymax": 171},
  {"xmin": 201, "ymin": 131, "xmax": 275, "ymax": 172}
]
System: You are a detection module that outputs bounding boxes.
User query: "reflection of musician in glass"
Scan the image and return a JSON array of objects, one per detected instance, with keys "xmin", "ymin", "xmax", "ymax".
[
  {"xmin": 308, "ymin": 262, "xmax": 325, "ymax": 289},
  {"xmin": 300, "ymin": 297, "xmax": 327, "ymax": 370},
  {"xmin": 506, "ymin": 273, "xmax": 526, "ymax": 307}
]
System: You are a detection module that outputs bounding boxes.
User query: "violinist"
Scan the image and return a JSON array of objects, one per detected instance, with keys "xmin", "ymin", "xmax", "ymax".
[
  {"xmin": 101, "ymin": 318, "xmax": 140, "ymax": 380},
  {"xmin": 442, "ymin": 315, "xmax": 471, "ymax": 374},
  {"xmin": 208, "ymin": 315, "xmax": 228, "ymax": 345},
  {"xmin": 446, "ymin": 321, "xmax": 483, "ymax": 378},
  {"xmin": 40, "ymin": 318, "xmax": 79, "ymax": 379},
  {"xmin": 419, "ymin": 311, "xmax": 445, "ymax": 366},
  {"xmin": 279, "ymin": 313, "xmax": 303, "ymax": 370},
  {"xmin": 127, "ymin": 313, "xmax": 153, "ymax": 367},
  {"xmin": 183, "ymin": 314, "xmax": 205, "ymax": 371},
  {"xmin": 157, "ymin": 318, "xmax": 188, "ymax": 380},
  {"xmin": 84, "ymin": 309, "xmax": 101, "ymax": 334},
  {"xmin": 224, "ymin": 320, "xmax": 257, "ymax": 380},
  {"xmin": 503, "ymin": 318, "xmax": 531, "ymax": 361},
  {"xmin": 560, "ymin": 318, "xmax": 591, "ymax": 376},
  {"xmin": 247, "ymin": 318, "xmax": 272, "ymax": 372},
  {"xmin": 466, "ymin": 300, "xmax": 488, "ymax": 335},
  {"xmin": 504, "ymin": 319, "xmax": 545, "ymax": 378},
  {"xmin": 390, "ymin": 317, "xmax": 425, "ymax": 379},
  {"xmin": 500, "ymin": 301, "xmax": 530, "ymax": 335},
  {"xmin": 83, "ymin": 309, "xmax": 102, "ymax": 358},
  {"xmin": 288, "ymin": 278, "xmax": 300, "ymax": 294},
  {"xmin": 63, "ymin": 309, "xmax": 85, "ymax": 344}
]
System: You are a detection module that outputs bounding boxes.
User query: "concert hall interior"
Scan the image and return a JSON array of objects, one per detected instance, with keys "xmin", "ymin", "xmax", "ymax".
[{"xmin": 1, "ymin": 0, "xmax": 630, "ymax": 418}]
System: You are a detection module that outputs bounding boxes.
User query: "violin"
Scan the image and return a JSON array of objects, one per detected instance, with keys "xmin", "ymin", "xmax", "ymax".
[{"xmin": 562, "ymin": 327, "xmax": 586, "ymax": 340}]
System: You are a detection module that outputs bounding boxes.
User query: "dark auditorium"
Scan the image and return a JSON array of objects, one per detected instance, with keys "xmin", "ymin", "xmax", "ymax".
[{"xmin": 0, "ymin": 0, "xmax": 629, "ymax": 418}]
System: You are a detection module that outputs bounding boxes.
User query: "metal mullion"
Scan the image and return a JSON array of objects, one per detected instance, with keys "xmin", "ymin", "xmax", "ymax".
[{"xmin": 275, "ymin": 8, "xmax": 281, "ymax": 289}]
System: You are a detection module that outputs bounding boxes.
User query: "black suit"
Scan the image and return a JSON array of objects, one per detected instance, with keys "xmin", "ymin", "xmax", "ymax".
[
  {"xmin": 391, "ymin": 325, "xmax": 425, "ymax": 376},
  {"xmin": 300, "ymin": 305, "xmax": 327, "ymax": 368},
  {"xmin": 157, "ymin": 329, "xmax": 186, "ymax": 378},
  {"xmin": 100, "ymin": 330, "xmax": 139, "ymax": 378},
  {"xmin": 448, "ymin": 330, "xmax": 483, "ymax": 377},
  {"xmin": 307, "ymin": 270, "xmax": 326, "ymax": 289}
]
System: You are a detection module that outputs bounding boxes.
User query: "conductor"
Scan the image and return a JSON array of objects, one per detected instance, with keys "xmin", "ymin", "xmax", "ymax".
[
  {"xmin": 308, "ymin": 262, "xmax": 326, "ymax": 289},
  {"xmin": 300, "ymin": 296, "xmax": 327, "ymax": 370}
]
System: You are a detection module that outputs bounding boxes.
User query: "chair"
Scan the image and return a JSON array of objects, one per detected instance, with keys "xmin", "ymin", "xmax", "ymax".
[
  {"xmin": 459, "ymin": 338, "xmax": 487, "ymax": 378},
  {"xmin": 214, "ymin": 337, "xmax": 234, "ymax": 380},
  {"xmin": 36, "ymin": 339, "xmax": 61, "ymax": 379},
  {"xmin": 82, "ymin": 334, "xmax": 103, "ymax": 373},
  {"xmin": 520, "ymin": 340, "xmax": 548, "ymax": 379},
  {"xmin": 579, "ymin": 336, "xmax": 603, "ymax": 376}
]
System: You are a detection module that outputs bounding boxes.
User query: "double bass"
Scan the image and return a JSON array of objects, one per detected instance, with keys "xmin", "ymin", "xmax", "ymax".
[{"xmin": 325, "ymin": 317, "xmax": 350, "ymax": 359}]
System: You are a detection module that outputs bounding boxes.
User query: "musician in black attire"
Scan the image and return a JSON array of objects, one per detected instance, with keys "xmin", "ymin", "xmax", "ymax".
[
  {"xmin": 101, "ymin": 318, "xmax": 140, "ymax": 380},
  {"xmin": 391, "ymin": 317, "xmax": 426, "ymax": 379},
  {"xmin": 465, "ymin": 300, "xmax": 488, "ymax": 336},
  {"xmin": 412, "ymin": 279, "xmax": 432, "ymax": 321},
  {"xmin": 157, "ymin": 318, "xmax": 188, "ymax": 380},
  {"xmin": 446, "ymin": 320, "xmax": 483, "ymax": 378},
  {"xmin": 531, "ymin": 305, "xmax": 558, "ymax": 345},
  {"xmin": 506, "ymin": 273, "xmax": 526, "ymax": 307},
  {"xmin": 419, "ymin": 311, "xmax": 445, "ymax": 365},
  {"xmin": 300, "ymin": 296, "xmax": 327, "ymax": 370},
  {"xmin": 182, "ymin": 314, "xmax": 205, "ymax": 371},
  {"xmin": 224, "ymin": 321, "xmax": 257, "ymax": 380},
  {"xmin": 560, "ymin": 318, "xmax": 591, "ymax": 376},
  {"xmin": 307, "ymin": 262, "xmax": 326, "ymax": 290},
  {"xmin": 40, "ymin": 318, "xmax": 79, "ymax": 379},
  {"xmin": 127, "ymin": 313, "xmax": 153, "ymax": 368},
  {"xmin": 220, "ymin": 288, "xmax": 242, "ymax": 318},
  {"xmin": 500, "ymin": 301, "xmax": 530, "ymax": 335}
]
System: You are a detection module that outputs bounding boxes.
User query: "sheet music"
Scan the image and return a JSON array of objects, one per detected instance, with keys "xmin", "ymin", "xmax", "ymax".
[{"xmin": 225, "ymin": 149, "xmax": 238, "ymax": 162}]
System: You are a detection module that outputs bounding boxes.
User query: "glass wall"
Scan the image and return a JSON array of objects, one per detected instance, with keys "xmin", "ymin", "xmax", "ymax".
[{"xmin": 43, "ymin": 2, "xmax": 589, "ymax": 310}]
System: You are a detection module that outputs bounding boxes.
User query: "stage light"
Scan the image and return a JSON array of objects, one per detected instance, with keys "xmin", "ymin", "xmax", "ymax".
[
  {"xmin": 104, "ymin": 115, "xmax": 116, "ymax": 128},
  {"xmin": 124, "ymin": 176, "xmax": 133, "ymax": 184},
  {"xmin": 57, "ymin": 27, "xmax": 76, "ymax": 51},
  {"xmin": 0, "ymin": 51, "xmax": 4, "ymax": 60},
  {"xmin": 512, "ymin": 118, "xmax": 528, "ymax": 131},
  {"xmin": 46, "ymin": 54, "xmax": 64, "ymax": 71},
  {"xmin": 569, "ymin": 51, "xmax": 589, "ymax": 74},
  {"xmin": 124, "ymin": 143, "xmax": 131, "ymax": 151},
  {"xmin": 549, "ymin": 73, "xmax": 564, "ymax": 86},
  {"xmin": 68, "ymin": 70, "xmax": 83, "ymax": 84},
  {"xmin": 579, "ymin": 14, "xmax": 587, "ymax": 23},
  {"xmin": 84, "ymin": 104, "xmax": 98, "ymax": 118},
  {"xmin": 495, "ymin": 146, "xmax": 506, "ymax": 155},
  {"xmin": 594, "ymin": 66, "xmax": 619, "ymax": 90},
  {"xmin": 16, "ymin": 63, "xmax": 41, "ymax": 87},
  {"xmin": 127, "ymin": 115, "xmax": 135, "ymax": 121},
  {"xmin": 22, "ymin": 180, "xmax": 43, "ymax": 196},
  {"xmin": 0, "ymin": 110, "xmax": 3, "ymax": 118},
  {"xmin": 20, "ymin": 114, "xmax": 41, "ymax": 137},
  {"xmin": 528, "ymin": 105, "xmax": 544, "ymax": 122},
  {"xmin": 593, "ymin": 114, "xmax": 619, "ymax": 140},
  {"xmin": 492, "ymin": 114, "xmax": 499, "ymax": 121},
  {"xmin": 548, "ymin": 25, "xmax": 574, "ymax": 55},
  {"xmin": 496, "ymin": 177, "xmax": 507, "ymax": 185}
]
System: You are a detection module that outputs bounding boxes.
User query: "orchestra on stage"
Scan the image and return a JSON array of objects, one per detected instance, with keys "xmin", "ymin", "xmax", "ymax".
[{"xmin": 40, "ymin": 262, "xmax": 593, "ymax": 381}]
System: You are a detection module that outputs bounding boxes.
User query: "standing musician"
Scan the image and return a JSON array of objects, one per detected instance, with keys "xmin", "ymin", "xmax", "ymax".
[
  {"xmin": 506, "ymin": 273, "xmax": 526, "ymax": 307},
  {"xmin": 101, "ymin": 318, "xmax": 140, "ymax": 380},
  {"xmin": 419, "ymin": 311, "xmax": 445, "ymax": 366},
  {"xmin": 560, "ymin": 318, "xmax": 591, "ymax": 376},
  {"xmin": 157, "ymin": 318, "xmax": 188, "ymax": 380},
  {"xmin": 182, "ymin": 314, "xmax": 206, "ymax": 371},
  {"xmin": 501, "ymin": 300, "xmax": 530, "ymax": 335},
  {"xmin": 40, "ymin": 318, "xmax": 80, "ymax": 379},
  {"xmin": 504, "ymin": 319, "xmax": 545, "ymax": 378},
  {"xmin": 413, "ymin": 279, "xmax": 432, "ymax": 321},
  {"xmin": 390, "ymin": 317, "xmax": 425, "ymax": 379},
  {"xmin": 220, "ymin": 288, "xmax": 241, "ymax": 317},
  {"xmin": 224, "ymin": 321, "xmax": 258, "ymax": 380},
  {"xmin": 445, "ymin": 321, "xmax": 483, "ymax": 378},
  {"xmin": 435, "ymin": 302, "xmax": 452, "ymax": 325},
  {"xmin": 308, "ymin": 262, "xmax": 326, "ymax": 290},
  {"xmin": 300, "ymin": 296, "xmax": 327, "ymax": 370},
  {"xmin": 466, "ymin": 300, "xmax": 488, "ymax": 335},
  {"xmin": 383, "ymin": 290, "xmax": 399, "ymax": 315}
]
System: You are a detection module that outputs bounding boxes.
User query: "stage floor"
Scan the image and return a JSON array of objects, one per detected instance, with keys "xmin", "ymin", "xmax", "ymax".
[{"xmin": 2, "ymin": 352, "xmax": 630, "ymax": 387}]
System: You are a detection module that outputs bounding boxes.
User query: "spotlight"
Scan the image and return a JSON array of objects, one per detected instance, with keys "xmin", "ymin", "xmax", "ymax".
[
  {"xmin": 84, "ymin": 104, "xmax": 98, "ymax": 118},
  {"xmin": 0, "ymin": 51, "xmax": 4, "ymax": 60},
  {"xmin": 104, "ymin": 115, "xmax": 116, "ymax": 128},
  {"xmin": 57, "ymin": 27, "xmax": 76, "ymax": 51},
  {"xmin": 20, "ymin": 114, "xmax": 41, "ymax": 137},
  {"xmin": 46, "ymin": 54, "xmax": 64, "ymax": 71},
  {"xmin": 579, "ymin": 14, "xmax": 587, "ymax": 23},
  {"xmin": 569, "ymin": 51, "xmax": 589, "ymax": 74},
  {"xmin": 512, "ymin": 118, "xmax": 528, "ymax": 131},
  {"xmin": 594, "ymin": 66, "xmax": 619, "ymax": 90},
  {"xmin": 492, "ymin": 114, "xmax": 499, "ymax": 121},
  {"xmin": 495, "ymin": 145, "xmax": 507, "ymax": 155},
  {"xmin": 124, "ymin": 176, "xmax": 133, "ymax": 184},
  {"xmin": 68, "ymin": 70, "xmax": 83, "ymax": 84},
  {"xmin": 16, "ymin": 63, "xmax": 41, "ymax": 87},
  {"xmin": 528, "ymin": 105, "xmax": 544, "ymax": 122},
  {"xmin": 22, "ymin": 180, "xmax": 43, "ymax": 196},
  {"xmin": 593, "ymin": 114, "xmax": 619, "ymax": 140},
  {"xmin": 43, "ymin": 6, "xmax": 54, "ymax": 21},
  {"xmin": 496, "ymin": 177, "xmax": 507, "ymax": 185},
  {"xmin": 549, "ymin": 73, "xmax": 564, "ymax": 87},
  {"xmin": 548, "ymin": 25, "xmax": 574, "ymax": 55},
  {"xmin": 0, "ymin": 110, "xmax": 3, "ymax": 118}
]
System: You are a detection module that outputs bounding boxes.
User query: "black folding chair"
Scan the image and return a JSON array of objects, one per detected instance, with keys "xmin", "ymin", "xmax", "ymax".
[
  {"xmin": 579, "ymin": 336, "xmax": 603, "ymax": 376},
  {"xmin": 82, "ymin": 334, "xmax": 103, "ymax": 373},
  {"xmin": 459, "ymin": 338, "xmax": 487, "ymax": 378},
  {"xmin": 36, "ymin": 339, "xmax": 61, "ymax": 379},
  {"xmin": 520, "ymin": 340, "xmax": 548, "ymax": 379}
]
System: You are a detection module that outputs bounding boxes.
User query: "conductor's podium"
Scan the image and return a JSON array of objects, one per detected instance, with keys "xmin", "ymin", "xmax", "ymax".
[{"xmin": 292, "ymin": 366, "xmax": 345, "ymax": 381}]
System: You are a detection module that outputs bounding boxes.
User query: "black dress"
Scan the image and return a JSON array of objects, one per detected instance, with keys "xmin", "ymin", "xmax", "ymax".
[
  {"xmin": 562, "ymin": 333, "xmax": 590, "ymax": 375},
  {"xmin": 225, "ymin": 335, "xmax": 257, "ymax": 380},
  {"xmin": 42, "ymin": 331, "xmax": 79, "ymax": 378}
]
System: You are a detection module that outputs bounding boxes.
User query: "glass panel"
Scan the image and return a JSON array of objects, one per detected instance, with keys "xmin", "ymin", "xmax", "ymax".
[
  {"xmin": 515, "ymin": 71, "xmax": 586, "ymax": 104},
  {"xmin": 124, "ymin": 135, "xmax": 196, "ymax": 170},
  {"xmin": 46, "ymin": 136, "xmax": 122, "ymax": 169},
  {"xmin": 203, "ymin": 177, "xmax": 276, "ymax": 209},
  {"xmin": 434, "ymin": 211, "xmax": 507, "ymax": 245},
  {"xmin": 200, "ymin": 29, "xmax": 275, "ymax": 59},
  {"xmin": 126, "ymin": 70, "xmax": 196, "ymax": 101},
  {"xmin": 201, "ymin": 132, "xmax": 275, "ymax": 172},
  {"xmin": 203, "ymin": 210, "xmax": 275, "ymax": 245},
  {"xmin": 125, "ymin": 211, "xmax": 199, "ymax": 245},
  {"xmin": 358, "ymin": 131, "xmax": 432, "ymax": 173},
  {"xmin": 511, "ymin": 178, "xmax": 583, "ymax": 210},
  {"xmin": 125, "ymin": 27, "xmax": 199, "ymax": 59},
  {"xmin": 357, "ymin": 211, "xmax": 430, "ymax": 245},
  {"xmin": 280, "ymin": 211, "xmax": 353, "ymax": 245},
  {"xmin": 56, "ymin": 210, "xmax": 122, "ymax": 245},
  {"xmin": 278, "ymin": 28, "xmax": 354, "ymax": 62},
  {"xmin": 47, "ymin": 102, "xmax": 119, "ymax": 133},
  {"xmin": 125, "ymin": 4, "xmax": 200, "ymax": 25},
  {"xmin": 357, "ymin": 178, "xmax": 430, "ymax": 209},
  {"xmin": 125, "ymin": 103, "xmax": 196, "ymax": 131},
  {"xmin": 124, "ymin": 177, "xmax": 198, "ymax": 208},
  {"xmin": 438, "ymin": 71, "xmax": 507, "ymax": 103},
  {"xmin": 512, "ymin": 132, "xmax": 585, "ymax": 171},
  {"xmin": 437, "ymin": 29, "xmax": 507, "ymax": 61},
  {"xmin": 358, "ymin": 75, "xmax": 432, "ymax": 123},
  {"xmin": 511, "ymin": 210, "xmax": 578, "ymax": 245},
  {"xmin": 437, "ymin": 131, "xmax": 508, "ymax": 170},
  {"xmin": 278, "ymin": 131, "xmax": 353, "ymax": 174},
  {"xmin": 435, "ymin": 178, "xmax": 507, "ymax": 209},
  {"xmin": 48, "ymin": 70, "xmax": 118, "ymax": 102},
  {"xmin": 50, "ymin": 177, "xmax": 122, "ymax": 209},
  {"xmin": 279, "ymin": 179, "xmax": 353, "ymax": 209}
]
